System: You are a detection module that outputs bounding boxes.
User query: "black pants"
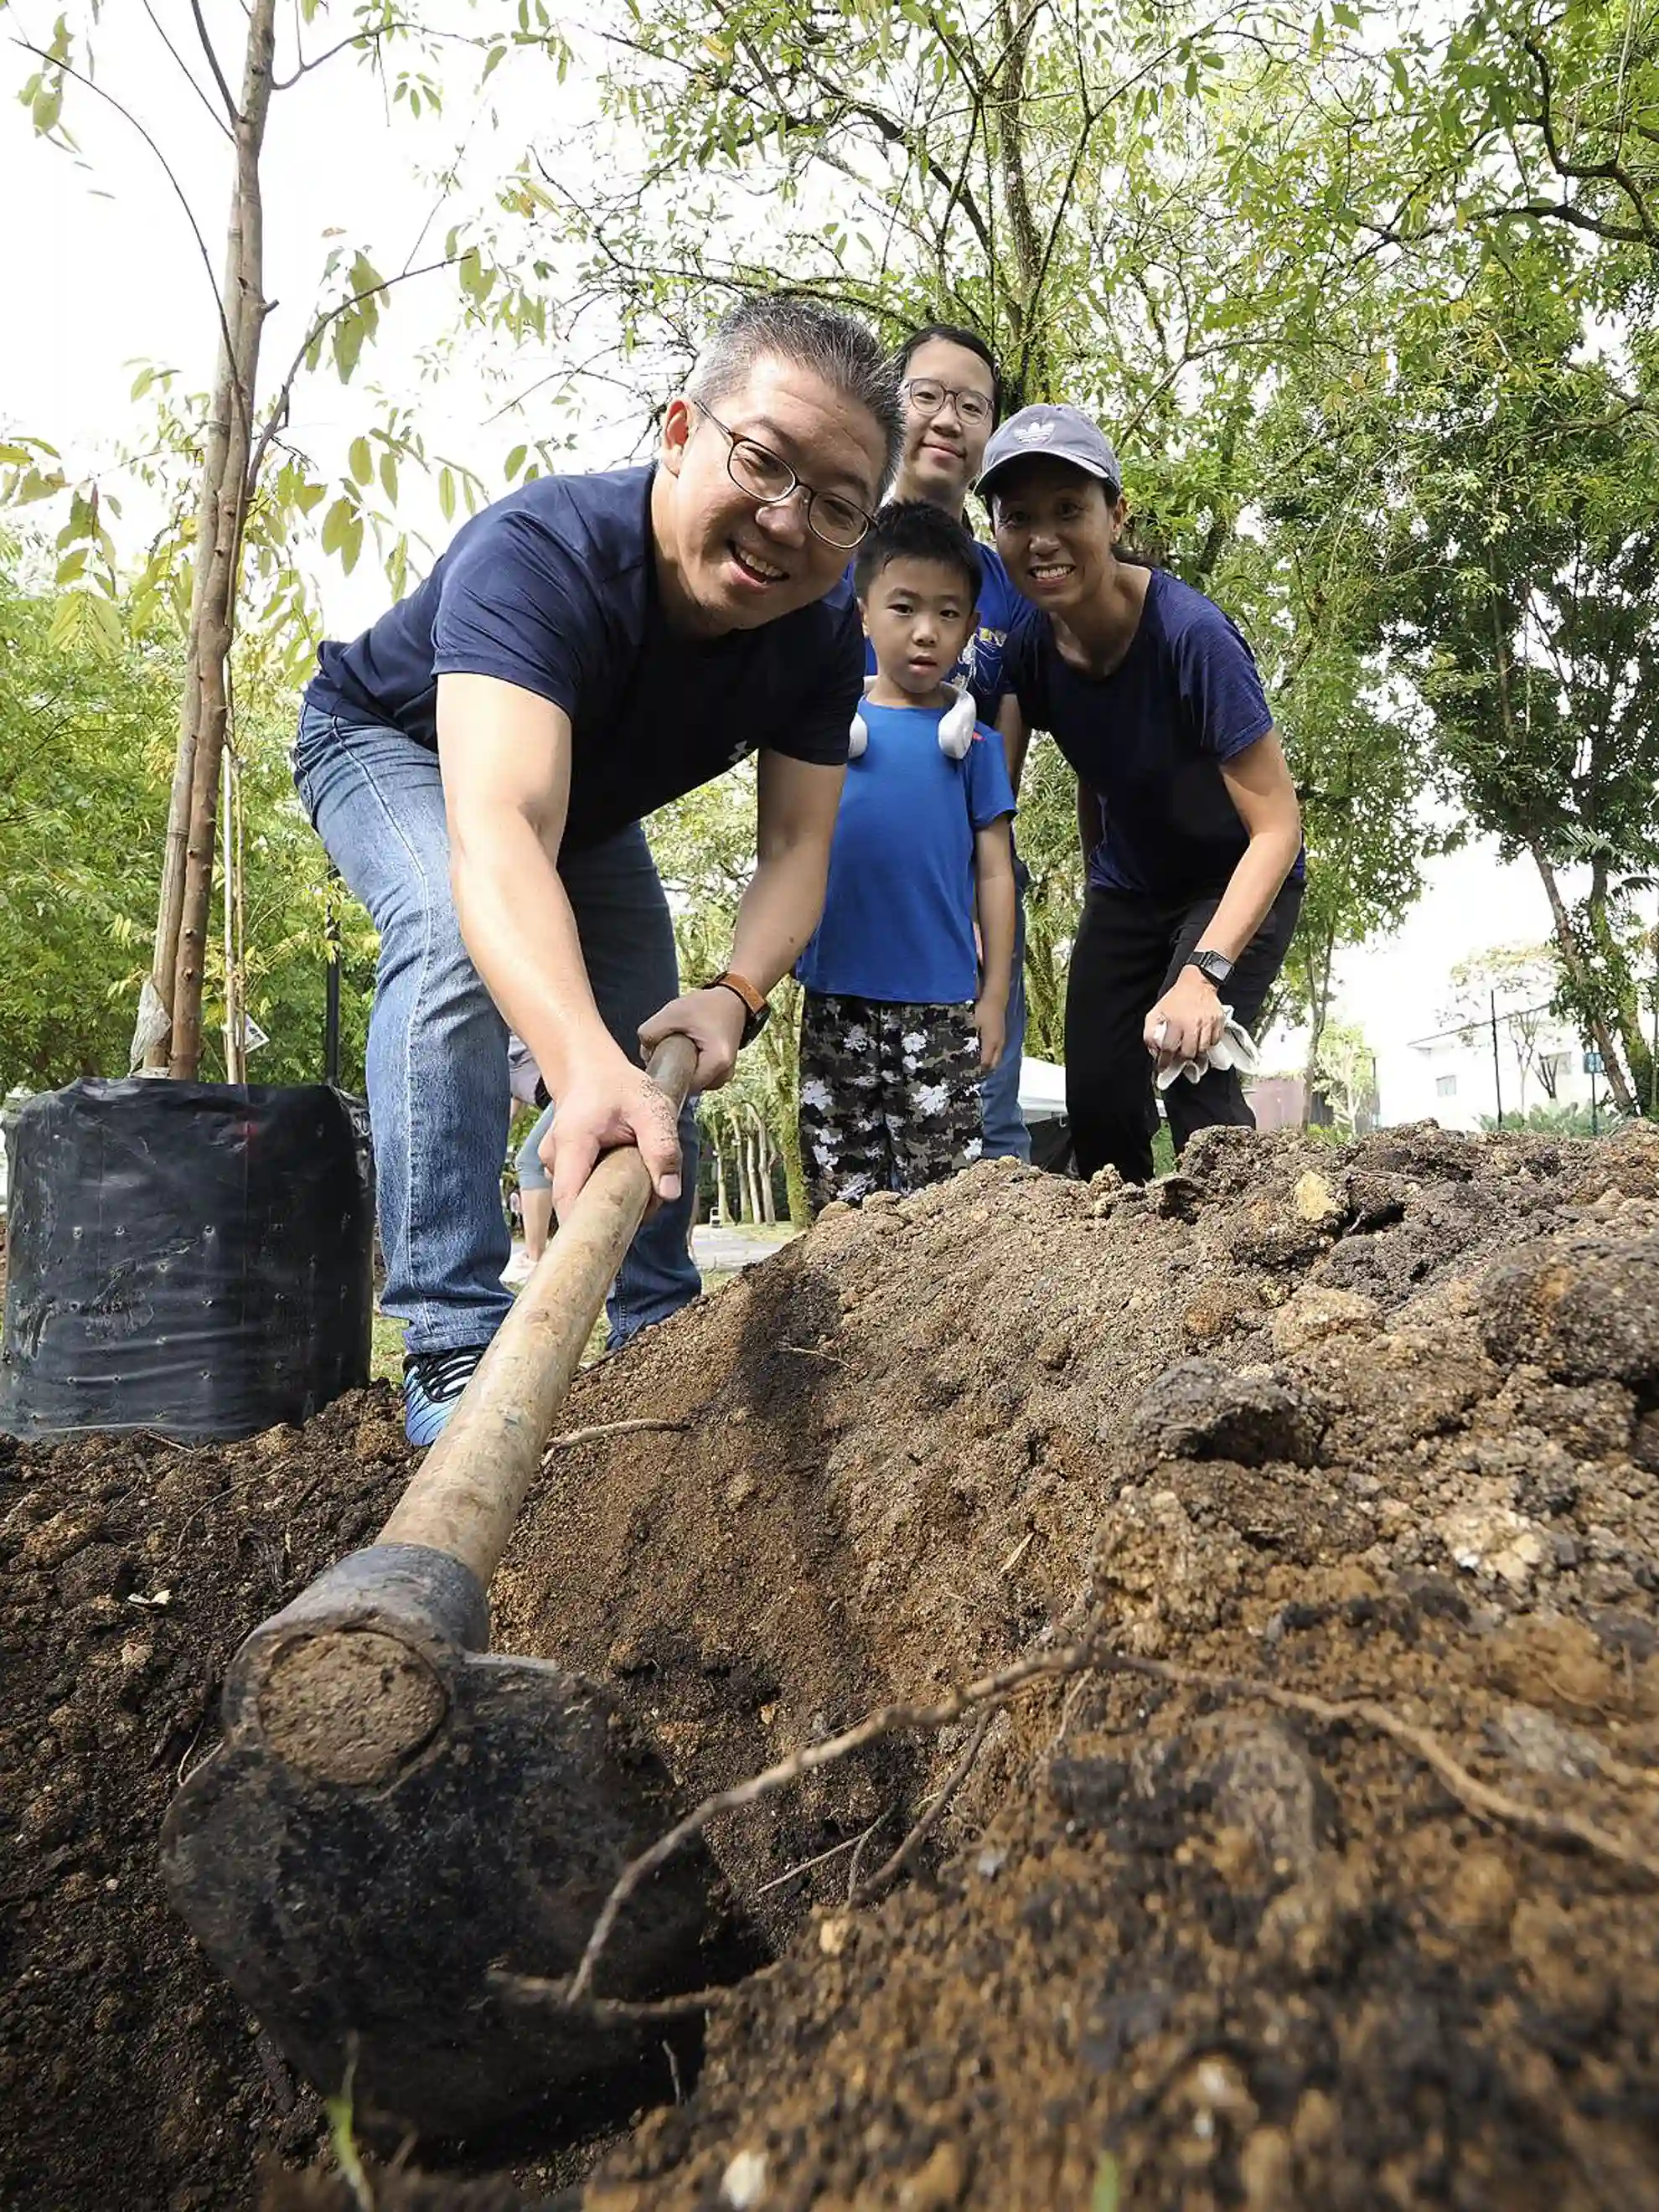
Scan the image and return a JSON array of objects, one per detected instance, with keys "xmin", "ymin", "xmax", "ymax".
[{"xmin": 1066, "ymin": 878, "xmax": 1303, "ymax": 1183}]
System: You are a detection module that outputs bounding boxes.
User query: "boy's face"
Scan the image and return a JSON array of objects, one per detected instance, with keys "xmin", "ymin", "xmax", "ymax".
[{"xmin": 860, "ymin": 555, "xmax": 979, "ymax": 698}]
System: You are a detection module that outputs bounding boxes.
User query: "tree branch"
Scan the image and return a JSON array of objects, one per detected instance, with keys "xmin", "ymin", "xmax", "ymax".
[
  {"xmin": 1492, "ymin": 197, "xmax": 1652, "ymax": 246},
  {"xmin": 189, "ymin": 0, "xmax": 240, "ymax": 123},
  {"xmin": 271, "ymin": 18, "xmax": 416, "ymax": 90},
  {"xmin": 791, "ymin": 59, "xmax": 997, "ymax": 264},
  {"xmin": 141, "ymin": 0, "xmax": 233, "ymax": 140},
  {"xmin": 1517, "ymin": 33, "xmax": 1656, "ymax": 245},
  {"xmin": 243, "ymin": 252, "xmax": 465, "ymax": 500},
  {"xmin": 9, "ymin": 39, "xmax": 233, "ymax": 361}
]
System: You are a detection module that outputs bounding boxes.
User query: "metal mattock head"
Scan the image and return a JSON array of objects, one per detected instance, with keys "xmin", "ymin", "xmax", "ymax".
[{"xmin": 160, "ymin": 1544, "xmax": 730, "ymax": 2137}]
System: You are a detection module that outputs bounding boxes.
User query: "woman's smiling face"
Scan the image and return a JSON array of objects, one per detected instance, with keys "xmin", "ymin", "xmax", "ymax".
[{"xmin": 990, "ymin": 457, "xmax": 1124, "ymax": 612}]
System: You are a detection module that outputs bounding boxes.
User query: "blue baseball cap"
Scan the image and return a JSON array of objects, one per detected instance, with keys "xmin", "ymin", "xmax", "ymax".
[{"xmin": 975, "ymin": 404, "xmax": 1123, "ymax": 503}]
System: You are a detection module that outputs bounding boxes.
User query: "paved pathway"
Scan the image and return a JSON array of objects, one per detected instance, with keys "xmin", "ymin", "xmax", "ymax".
[
  {"xmin": 502, "ymin": 1222, "xmax": 797, "ymax": 1286},
  {"xmin": 692, "ymin": 1224, "xmax": 798, "ymax": 1274}
]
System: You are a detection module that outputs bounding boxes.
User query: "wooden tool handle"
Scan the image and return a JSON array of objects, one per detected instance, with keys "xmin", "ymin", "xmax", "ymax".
[{"xmin": 378, "ymin": 1034, "xmax": 699, "ymax": 1584}]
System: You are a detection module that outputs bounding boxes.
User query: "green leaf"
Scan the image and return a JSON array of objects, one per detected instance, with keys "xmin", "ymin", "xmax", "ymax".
[
  {"xmin": 482, "ymin": 42, "xmax": 507, "ymax": 80},
  {"xmin": 320, "ymin": 497, "xmax": 352, "ymax": 556},
  {"xmin": 380, "ymin": 452, "xmax": 399, "ymax": 502},
  {"xmin": 130, "ymin": 366, "xmax": 155, "ymax": 402},
  {"xmin": 16, "ymin": 467, "xmax": 67, "ymax": 504},
  {"xmin": 335, "ymin": 310, "xmax": 368, "ymax": 383},
  {"xmin": 438, "ymin": 466, "xmax": 456, "ymax": 523},
  {"xmin": 505, "ymin": 444, "xmax": 527, "ymax": 479},
  {"xmin": 342, "ymin": 515, "xmax": 364, "ymax": 574},
  {"xmin": 31, "ymin": 80, "xmax": 64, "ymax": 136},
  {"xmin": 48, "ymin": 589, "xmax": 120, "ymax": 659},
  {"xmin": 87, "ymin": 593, "xmax": 123, "ymax": 656},
  {"xmin": 349, "ymin": 437, "xmax": 372, "ymax": 485}
]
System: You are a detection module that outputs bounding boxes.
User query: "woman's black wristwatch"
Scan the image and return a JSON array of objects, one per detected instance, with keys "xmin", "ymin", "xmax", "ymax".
[{"xmin": 1186, "ymin": 948, "xmax": 1234, "ymax": 989}]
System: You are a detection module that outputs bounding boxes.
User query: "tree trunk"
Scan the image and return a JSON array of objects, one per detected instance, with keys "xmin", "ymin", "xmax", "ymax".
[
  {"xmin": 728, "ymin": 1110, "xmax": 752, "ymax": 1222},
  {"xmin": 994, "ymin": 0, "xmax": 1041, "ymax": 398},
  {"xmin": 778, "ymin": 1097, "xmax": 810, "ymax": 1228},
  {"xmin": 1294, "ymin": 907, "xmax": 1338, "ymax": 1125},
  {"xmin": 728, "ymin": 1114, "xmax": 743, "ymax": 1222},
  {"xmin": 752, "ymin": 1108, "xmax": 777, "ymax": 1224},
  {"xmin": 1585, "ymin": 870, "xmax": 1656, "ymax": 1115},
  {"xmin": 1529, "ymin": 844, "xmax": 1637, "ymax": 1114},
  {"xmin": 221, "ymin": 749, "xmax": 245, "ymax": 1082},
  {"xmin": 743, "ymin": 1126, "xmax": 762, "ymax": 1226},
  {"xmin": 142, "ymin": 0, "xmax": 276, "ymax": 1078},
  {"xmin": 756, "ymin": 979, "xmax": 811, "ymax": 1226},
  {"xmin": 713, "ymin": 1127, "xmax": 730, "ymax": 1222}
]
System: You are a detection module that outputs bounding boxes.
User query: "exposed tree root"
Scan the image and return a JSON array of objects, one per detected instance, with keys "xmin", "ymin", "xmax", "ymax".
[{"xmin": 499, "ymin": 1633, "xmax": 1659, "ymax": 2018}]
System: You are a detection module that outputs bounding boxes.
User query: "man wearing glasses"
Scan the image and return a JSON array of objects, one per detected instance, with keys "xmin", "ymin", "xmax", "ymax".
[
  {"xmin": 887, "ymin": 325, "xmax": 1031, "ymax": 1161},
  {"xmin": 294, "ymin": 296, "xmax": 900, "ymax": 1441}
]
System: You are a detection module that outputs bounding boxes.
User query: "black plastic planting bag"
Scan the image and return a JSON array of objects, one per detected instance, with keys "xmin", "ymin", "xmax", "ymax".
[{"xmin": 0, "ymin": 1079, "xmax": 374, "ymax": 1443}]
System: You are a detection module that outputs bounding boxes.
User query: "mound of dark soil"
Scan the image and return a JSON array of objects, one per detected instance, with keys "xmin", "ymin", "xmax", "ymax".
[
  {"xmin": 0, "ymin": 1390, "xmax": 421, "ymax": 2210},
  {"xmin": 8, "ymin": 1122, "xmax": 1659, "ymax": 2210}
]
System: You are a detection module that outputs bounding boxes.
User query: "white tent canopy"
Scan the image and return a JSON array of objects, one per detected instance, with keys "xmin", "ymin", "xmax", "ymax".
[{"xmin": 1017, "ymin": 1056, "xmax": 1067, "ymax": 1124}]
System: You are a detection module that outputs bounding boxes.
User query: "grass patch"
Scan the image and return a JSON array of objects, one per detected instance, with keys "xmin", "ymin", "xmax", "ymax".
[{"xmin": 370, "ymin": 1309, "xmax": 404, "ymax": 1386}]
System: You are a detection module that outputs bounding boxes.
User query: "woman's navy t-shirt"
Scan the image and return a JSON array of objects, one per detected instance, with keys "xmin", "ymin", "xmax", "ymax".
[
  {"xmin": 305, "ymin": 465, "xmax": 861, "ymax": 852},
  {"xmin": 1003, "ymin": 568, "xmax": 1305, "ymax": 900}
]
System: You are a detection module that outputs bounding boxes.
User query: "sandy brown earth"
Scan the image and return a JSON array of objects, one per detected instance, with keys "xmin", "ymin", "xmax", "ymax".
[{"xmin": 6, "ymin": 1122, "xmax": 1659, "ymax": 2210}]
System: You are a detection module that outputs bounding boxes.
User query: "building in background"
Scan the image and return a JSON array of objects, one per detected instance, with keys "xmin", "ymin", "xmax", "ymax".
[{"xmin": 1380, "ymin": 1005, "xmax": 1604, "ymax": 1129}]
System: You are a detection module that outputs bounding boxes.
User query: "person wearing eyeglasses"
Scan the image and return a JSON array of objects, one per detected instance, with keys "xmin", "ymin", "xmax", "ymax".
[
  {"xmin": 886, "ymin": 324, "xmax": 1033, "ymax": 1163},
  {"xmin": 293, "ymin": 296, "xmax": 899, "ymax": 1442}
]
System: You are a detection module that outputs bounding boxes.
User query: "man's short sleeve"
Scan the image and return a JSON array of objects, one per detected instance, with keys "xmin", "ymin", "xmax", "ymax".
[
  {"xmin": 432, "ymin": 509, "xmax": 597, "ymax": 716},
  {"xmin": 1176, "ymin": 605, "xmax": 1274, "ymax": 763},
  {"xmin": 761, "ymin": 599, "xmax": 863, "ymax": 769},
  {"xmin": 965, "ymin": 725, "xmax": 1017, "ymax": 831}
]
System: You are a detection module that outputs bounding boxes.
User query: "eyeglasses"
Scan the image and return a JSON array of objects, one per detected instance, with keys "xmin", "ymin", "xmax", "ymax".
[
  {"xmin": 690, "ymin": 399, "xmax": 874, "ymax": 550},
  {"xmin": 901, "ymin": 377, "xmax": 995, "ymax": 428}
]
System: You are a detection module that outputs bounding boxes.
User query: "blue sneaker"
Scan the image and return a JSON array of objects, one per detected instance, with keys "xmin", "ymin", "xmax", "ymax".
[{"xmin": 402, "ymin": 1345, "xmax": 486, "ymax": 1446}]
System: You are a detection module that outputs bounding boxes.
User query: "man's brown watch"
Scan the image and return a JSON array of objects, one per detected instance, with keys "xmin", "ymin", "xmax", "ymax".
[{"xmin": 705, "ymin": 969, "xmax": 771, "ymax": 1046}]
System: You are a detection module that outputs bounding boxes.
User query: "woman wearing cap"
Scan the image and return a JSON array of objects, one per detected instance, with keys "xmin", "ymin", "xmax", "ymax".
[{"xmin": 978, "ymin": 404, "xmax": 1304, "ymax": 1183}]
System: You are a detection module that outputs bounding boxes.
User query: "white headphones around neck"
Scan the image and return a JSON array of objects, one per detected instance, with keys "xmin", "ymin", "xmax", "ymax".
[{"xmin": 848, "ymin": 680, "xmax": 976, "ymax": 762}]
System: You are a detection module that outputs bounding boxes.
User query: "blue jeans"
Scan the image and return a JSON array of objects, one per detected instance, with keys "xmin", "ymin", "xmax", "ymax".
[
  {"xmin": 292, "ymin": 702, "xmax": 700, "ymax": 1356},
  {"xmin": 979, "ymin": 854, "xmax": 1031, "ymax": 1161}
]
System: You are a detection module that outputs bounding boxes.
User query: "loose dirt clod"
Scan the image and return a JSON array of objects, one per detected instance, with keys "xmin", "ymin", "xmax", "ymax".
[{"xmin": 8, "ymin": 1121, "xmax": 1659, "ymax": 2209}]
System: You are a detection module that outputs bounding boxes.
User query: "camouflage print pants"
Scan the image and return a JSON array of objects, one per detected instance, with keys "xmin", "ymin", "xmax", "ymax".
[{"xmin": 798, "ymin": 991, "xmax": 985, "ymax": 1212}]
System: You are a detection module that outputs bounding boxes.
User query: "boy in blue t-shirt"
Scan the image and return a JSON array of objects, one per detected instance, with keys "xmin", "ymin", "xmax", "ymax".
[{"xmin": 797, "ymin": 503, "xmax": 1016, "ymax": 1209}]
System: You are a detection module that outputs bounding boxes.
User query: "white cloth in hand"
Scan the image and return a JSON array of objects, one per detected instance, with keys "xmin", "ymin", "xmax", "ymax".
[{"xmin": 1152, "ymin": 1005, "xmax": 1260, "ymax": 1093}]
